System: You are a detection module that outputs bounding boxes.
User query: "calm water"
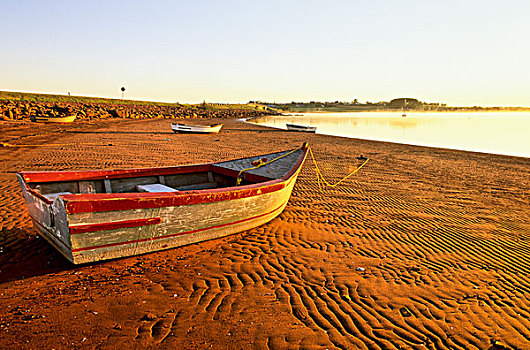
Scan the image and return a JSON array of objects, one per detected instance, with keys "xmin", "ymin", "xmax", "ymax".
[{"xmin": 249, "ymin": 112, "xmax": 530, "ymax": 158}]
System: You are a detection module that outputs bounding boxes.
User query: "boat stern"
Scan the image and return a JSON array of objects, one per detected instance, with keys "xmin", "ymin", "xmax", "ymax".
[{"xmin": 16, "ymin": 173, "xmax": 74, "ymax": 263}]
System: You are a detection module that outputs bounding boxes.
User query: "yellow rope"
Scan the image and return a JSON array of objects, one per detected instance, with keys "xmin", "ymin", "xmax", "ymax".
[
  {"xmin": 235, "ymin": 145, "xmax": 368, "ymax": 190},
  {"xmin": 308, "ymin": 147, "xmax": 369, "ymax": 189},
  {"xmin": 236, "ymin": 146, "xmax": 303, "ymax": 185}
]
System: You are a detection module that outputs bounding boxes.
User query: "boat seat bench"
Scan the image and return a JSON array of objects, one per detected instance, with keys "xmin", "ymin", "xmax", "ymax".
[
  {"xmin": 136, "ymin": 184, "xmax": 179, "ymax": 193},
  {"xmin": 137, "ymin": 182, "xmax": 218, "ymax": 192}
]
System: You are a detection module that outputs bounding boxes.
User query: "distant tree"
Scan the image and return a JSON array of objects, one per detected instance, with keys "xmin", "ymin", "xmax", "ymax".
[{"xmin": 121, "ymin": 86, "xmax": 126, "ymax": 100}]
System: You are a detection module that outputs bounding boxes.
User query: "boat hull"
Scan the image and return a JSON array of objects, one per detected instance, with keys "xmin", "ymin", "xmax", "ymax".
[{"xmin": 69, "ymin": 177, "xmax": 296, "ymax": 264}]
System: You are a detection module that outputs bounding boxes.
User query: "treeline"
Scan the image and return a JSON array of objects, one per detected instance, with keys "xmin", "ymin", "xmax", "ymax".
[{"xmin": 251, "ymin": 98, "xmax": 530, "ymax": 112}]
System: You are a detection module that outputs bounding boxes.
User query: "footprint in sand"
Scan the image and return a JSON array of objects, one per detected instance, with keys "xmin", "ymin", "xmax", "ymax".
[{"xmin": 135, "ymin": 311, "xmax": 177, "ymax": 344}]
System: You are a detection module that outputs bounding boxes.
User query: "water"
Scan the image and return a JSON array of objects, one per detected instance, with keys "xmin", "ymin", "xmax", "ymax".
[{"xmin": 249, "ymin": 112, "xmax": 530, "ymax": 158}]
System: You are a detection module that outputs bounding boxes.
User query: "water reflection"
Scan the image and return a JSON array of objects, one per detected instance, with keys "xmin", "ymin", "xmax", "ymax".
[{"xmin": 249, "ymin": 112, "xmax": 530, "ymax": 158}]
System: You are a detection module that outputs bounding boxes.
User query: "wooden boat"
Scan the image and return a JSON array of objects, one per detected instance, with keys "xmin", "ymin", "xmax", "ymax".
[
  {"xmin": 31, "ymin": 115, "xmax": 77, "ymax": 123},
  {"xmin": 286, "ymin": 123, "xmax": 317, "ymax": 133},
  {"xmin": 17, "ymin": 143, "xmax": 309, "ymax": 264},
  {"xmin": 171, "ymin": 123, "xmax": 223, "ymax": 134}
]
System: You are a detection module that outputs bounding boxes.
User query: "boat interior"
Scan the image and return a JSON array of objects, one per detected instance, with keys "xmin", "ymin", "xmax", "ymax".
[
  {"xmin": 21, "ymin": 147, "xmax": 304, "ymax": 201},
  {"xmin": 24, "ymin": 165, "xmax": 274, "ymax": 201}
]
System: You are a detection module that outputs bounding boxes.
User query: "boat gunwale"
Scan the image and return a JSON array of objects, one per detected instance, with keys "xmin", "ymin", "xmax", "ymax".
[
  {"xmin": 63, "ymin": 178, "xmax": 291, "ymax": 214},
  {"xmin": 18, "ymin": 143, "xmax": 308, "ymax": 214},
  {"xmin": 18, "ymin": 165, "xmax": 275, "ymax": 206},
  {"xmin": 19, "ymin": 163, "xmax": 214, "ymax": 183}
]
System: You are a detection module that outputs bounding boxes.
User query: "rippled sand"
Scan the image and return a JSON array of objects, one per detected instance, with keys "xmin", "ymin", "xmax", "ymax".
[{"xmin": 1, "ymin": 118, "xmax": 529, "ymax": 349}]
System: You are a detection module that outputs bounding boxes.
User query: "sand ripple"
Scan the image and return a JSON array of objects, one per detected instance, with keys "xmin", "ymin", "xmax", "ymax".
[{"xmin": 1, "ymin": 119, "xmax": 529, "ymax": 349}]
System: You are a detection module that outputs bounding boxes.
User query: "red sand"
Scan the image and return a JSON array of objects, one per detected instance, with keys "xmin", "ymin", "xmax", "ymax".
[{"xmin": 1, "ymin": 118, "xmax": 529, "ymax": 349}]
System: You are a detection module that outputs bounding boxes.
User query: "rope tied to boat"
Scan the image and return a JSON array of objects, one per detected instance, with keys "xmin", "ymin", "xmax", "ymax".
[
  {"xmin": 236, "ymin": 146, "xmax": 303, "ymax": 185},
  {"xmin": 235, "ymin": 145, "xmax": 369, "ymax": 188},
  {"xmin": 308, "ymin": 147, "xmax": 369, "ymax": 191}
]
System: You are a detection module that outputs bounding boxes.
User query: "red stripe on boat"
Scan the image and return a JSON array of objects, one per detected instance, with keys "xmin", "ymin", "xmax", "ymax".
[
  {"xmin": 21, "ymin": 164, "xmax": 212, "ymax": 183},
  {"xmin": 63, "ymin": 180, "xmax": 290, "ymax": 214},
  {"xmin": 70, "ymin": 217, "xmax": 162, "ymax": 234},
  {"xmin": 71, "ymin": 202, "xmax": 286, "ymax": 253}
]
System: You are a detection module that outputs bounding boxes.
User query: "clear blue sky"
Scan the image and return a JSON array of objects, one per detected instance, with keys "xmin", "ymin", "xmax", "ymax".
[{"xmin": 1, "ymin": 0, "xmax": 529, "ymax": 106}]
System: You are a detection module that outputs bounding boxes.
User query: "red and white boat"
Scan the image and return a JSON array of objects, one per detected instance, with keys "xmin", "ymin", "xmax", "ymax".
[
  {"xmin": 17, "ymin": 143, "xmax": 308, "ymax": 264},
  {"xmin": 171, "ymin": 122, "xmax": 223, "ymax": 134}
]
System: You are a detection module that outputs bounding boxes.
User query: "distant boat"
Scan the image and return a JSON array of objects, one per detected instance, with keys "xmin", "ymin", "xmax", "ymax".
[
  {"xmin": 17, "ymin": 143, "xmax": 309, "ymax": 264},
  {"xmin": 32, "ymin": 115, "xmax": 76, "ymax": 123},
  {"xmin": 171, "ymin": 123, "xmax": 223, "ymax": 134},
  {"xmin": 286, "ymin": 123, "xmax": 317, "ymax": 133}
]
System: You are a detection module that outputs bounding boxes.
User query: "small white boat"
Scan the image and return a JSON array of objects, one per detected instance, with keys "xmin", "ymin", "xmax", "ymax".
[
  {"xmin": 32, "ymin": 115, "xmax": 77, "ymax": 123},
  {"xmin": 286, "ymin": 123, "xmax": 317, "ymax": 133},
  {"xmin": 171, "ymin": 123, "xmax": 223, "ymax": 134}
]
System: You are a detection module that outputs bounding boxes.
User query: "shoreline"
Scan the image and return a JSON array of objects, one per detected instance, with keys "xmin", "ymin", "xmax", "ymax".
[
  {"xmin": 247, "ymin": 113, "xmax": 530, "ymax": 159},
  {"xmin": 1, "ymin": 118, "xmax": 529, "ymax": 349}
]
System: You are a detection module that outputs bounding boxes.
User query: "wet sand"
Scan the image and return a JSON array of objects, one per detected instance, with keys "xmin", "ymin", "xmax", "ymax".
[{"xmin": 1, "ymin": 118, "xmax": 529, "ymax": 349}]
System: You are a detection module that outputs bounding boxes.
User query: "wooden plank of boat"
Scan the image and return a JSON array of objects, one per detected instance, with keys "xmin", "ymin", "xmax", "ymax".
[
  {"xmin": 286, "ymin": 123, "xmax": 317, "ymax": 133},
  {"xmin": 32, "ymin": 115, "xmax": 77, "ymax": 123},
  {"xmin": 171, "ymin": 123, "xmax": 223, "ymax": 134},
  {"xmin": 17, "ymin": 143, "xmax": 309, "ymax": 264}
]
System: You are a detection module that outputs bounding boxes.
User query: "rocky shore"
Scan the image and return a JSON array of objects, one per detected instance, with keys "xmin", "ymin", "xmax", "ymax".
[{"xmin": 0, "ymin": 95, "xmax": 276, "ymax": 122}]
